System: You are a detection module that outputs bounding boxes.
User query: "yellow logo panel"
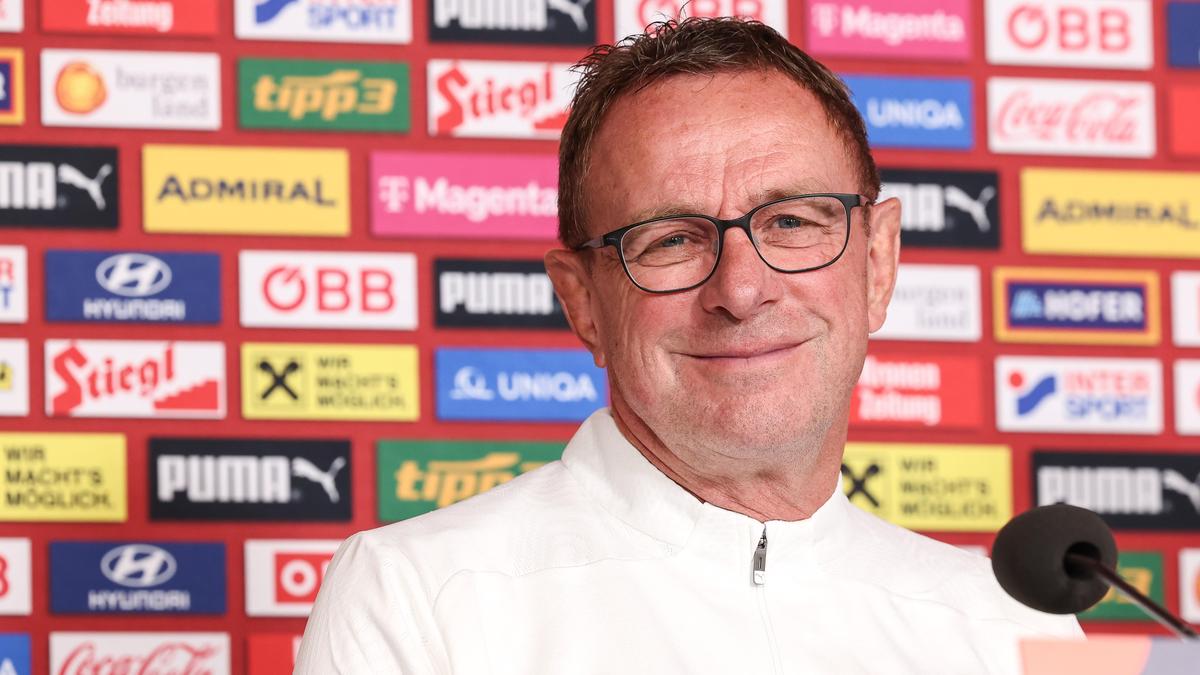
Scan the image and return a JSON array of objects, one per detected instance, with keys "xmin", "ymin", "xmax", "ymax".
[
  {"xmin": 842, "ymin": 443, "xmax": 1011, "ymax": 532},
  {"xmin": 0, "ymin": 433, "xmax": 126, "ymax": 522},
  {"xmin": 1022, "ymin": 168, "xmax": 1200, "ymax": 258},
  {"xmin": 142, "ymin": 144, "xmax": 350, "ymax": 236},
  {"xmin": 242, "ymin": 343, "xmax": 419, "ymax": 421}
]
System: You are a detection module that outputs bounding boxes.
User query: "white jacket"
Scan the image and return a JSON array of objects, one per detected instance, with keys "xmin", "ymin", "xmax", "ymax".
[{"xmin": 296, "ymin": 409, "xmax": 1081, "ymax": 674}]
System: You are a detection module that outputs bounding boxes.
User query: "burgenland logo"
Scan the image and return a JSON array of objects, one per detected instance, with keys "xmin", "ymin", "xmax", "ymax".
[
  {"xmin": 157, "ymin": 454, "xmax": 347, "ymax": 504},
  {"xmin": 55, "ymin": 61, "xmax": 107, "ymax": 114}
]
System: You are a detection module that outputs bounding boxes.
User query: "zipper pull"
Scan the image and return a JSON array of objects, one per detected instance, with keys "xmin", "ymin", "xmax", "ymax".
[{"xmin": 752, "ymin": 528, "xmax": 767, "ymax": 586}]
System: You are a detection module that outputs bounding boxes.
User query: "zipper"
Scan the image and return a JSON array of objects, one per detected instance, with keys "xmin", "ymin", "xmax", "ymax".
[
  {"xmin": 751, "ymin": 525, "xmax": 784, "ymax": 674},
  {"xmin": 752, "ymin": 528, "xmax": 767, "ymax": 585}
]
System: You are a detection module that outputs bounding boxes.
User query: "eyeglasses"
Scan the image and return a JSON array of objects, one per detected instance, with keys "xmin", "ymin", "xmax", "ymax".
[{"xmin": 574, "ymin": 193, "xmax": 868, "ymax": 294}]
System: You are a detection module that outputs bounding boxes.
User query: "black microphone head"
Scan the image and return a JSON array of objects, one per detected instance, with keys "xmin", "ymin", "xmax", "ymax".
[{"xmin": 991, "ymin": 503, "xmax": 1118, "ymax": 615}]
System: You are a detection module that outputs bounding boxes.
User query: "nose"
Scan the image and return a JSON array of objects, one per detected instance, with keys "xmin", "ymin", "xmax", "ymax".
[{"xmin": 696, "ymin": 226, "xmax": 782, "ymax": 320}]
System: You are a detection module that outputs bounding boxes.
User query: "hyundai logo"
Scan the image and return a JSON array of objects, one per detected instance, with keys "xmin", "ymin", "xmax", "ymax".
[
  {"xmin": 96, "ymin": 253, "xmax": 172, "ymax": 297},
  {"xmin": 100, "ymin": 544, "xmax": 178, "ymax": 588}
]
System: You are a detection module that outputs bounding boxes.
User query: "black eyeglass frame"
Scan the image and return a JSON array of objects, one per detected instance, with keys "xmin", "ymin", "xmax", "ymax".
[{"xmin": 573, "ymin": 193, "xmax": 870, "ymax": 294}]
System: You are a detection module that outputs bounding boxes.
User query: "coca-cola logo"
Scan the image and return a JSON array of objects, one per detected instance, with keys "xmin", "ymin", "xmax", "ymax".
[
  {"xmin": 987, "ymin": 78, "xmax": 1154, "ymax": 157},
  {"xmin": 58, "ymin": 641, "xmax": 219, "ymax": 675},
  {"xmin": 994, "ymin": 90, "xmax": 1141, "ymax": 143}
]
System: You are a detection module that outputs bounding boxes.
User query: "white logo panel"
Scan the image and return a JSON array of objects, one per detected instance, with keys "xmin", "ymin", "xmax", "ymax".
[
  {"xmin": 0, "ymin": 0, "xmax": 22, "ymax": 32},
  {"xmin": 50, "ymin": 632, "xmax": 231, "ymax": 674},
  {"xmin": 427, "ymin": 60, "xmax": 577, "ymax": 140},
  {"xmin": 985, "ymin": 0, "xmax": 1153, "ymax": 69},
  {"xmin": 614, "ymin": 0, "xmax": 788, "ymax": 40},
  {"xmin": 872, "ymin": 264, "xmax": 981, "ymax": 342},
  {"xmin": 1173, "ymin": 272, "xmax": 1200, "ymax": 347},
  {"xmin": 995, "ymin": 356, "xmax": 1163, "ymax": 434},
  {"xmin": 244, "ymin": 539, "xmax": 341, "ymax": 617},
  {"xmin": 0, "ymin": 338, "xmax": 28, "ymax": 417},
  {"xmin": 1182, "ymin": 549, "xmax": 1200, "ymax": 623},
  {"xmin": 234, "ymin": 0, "xmax": 412, "ymax": 43},
  {"xmin": 0, "ymin": 245, "xmax": 26, "ymax": 323},
  {"xmin": 0, "ymin": 538, "xmax": 31, "ymax": 615},
  {"xmin": 1175, "ymin": 361, "xmax": 1200, "ymax": 436}
]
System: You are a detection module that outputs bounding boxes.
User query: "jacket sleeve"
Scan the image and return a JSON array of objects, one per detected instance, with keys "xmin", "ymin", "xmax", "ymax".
[{"xmin": 294, "ymin": 532, "xmax": 451, "ymax": 675}]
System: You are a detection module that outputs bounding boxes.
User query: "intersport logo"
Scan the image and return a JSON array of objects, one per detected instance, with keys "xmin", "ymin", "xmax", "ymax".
[
  {"xmin": 614, "ymin": 0, "xmax": 788, "ymax": 40},
  {"xmin": 1175, "ymin": 361, "xmax": 1200, "ymax": 436},
  {"xmin": 0, "ymin": 339, "xmax": 30, "ymax": 417},
  {"xmin": 244, "ymin": 540, "xmax": 340, "ymax": 616},
  {"xmin": 843, "ymin": 75, "xmax": 973, "ymax": 150},
  {"xmin": 41, "ymin": 49, "xmax": 220, "ymax": 130},
  {"xmin": 807, "ymin": 0, "xmax": 969, "ymax": 60},
  {"xmin": 435, "ymin": 258, "xmax": 567, "ymax": 330},
  {"xmin": 41, "ymin": 0, "xmax": 220, "ymax": 37},
  {"xmin": 430, "ymin": 0, "xmax": 596, "ymax": 45},
  {"xmin": 149, "ymin": 438, "xmax": 351, "ymax": 521},
  {"xmin": 44, "ymin": 340, "xmax": 225, "ymax": 419},
  {"xmin": 0, "ymin": 145, "xmax": 118, "ymax": 229},
  {"xmin": 995, "ymin": 356, "xmax": 1162, "ymax": 434},
  {"xmin": 850, "ymin": 354, "xmax": 982, "ymax": 429},
  {"xmin": 428, "ymin": 60, "xmax": 577, "ymax": 139},
  {"xmin": 49, "ymin": 541, "xmax": 226, "ymax": 614},
  {"xmin": 371, "ymin": 150, "xmax": 557, "ymax": 239},
  {"xmin": 437, "ymin": 347, "xmax": 606, "ymax": 422},
  {"xmin": 1173, "ymin": 272, "xmax": 1200, "ymax": 347},
  {"xmin": 239, "ymin": 250, "xmax": 417, "ymax": 330},
  {"xmin": 1034, "ymin": 451, "xmax": 1200, "ymax": 531},
  {"xmin": 986, "ymin": 0, "xmax": 1152, "ymax": 70},
  {"xmin": 994, "ymin": 267, "xmax": 1160, "ymax": 346},
  {"xmin": 988, "ymin": 77, "xmax": 1155, "ymax": 158},
  {"xmin": 45, "ymin": 250, "xmax": 221, "ymax": 324},
  {"xmin": 879, "ymin": 169, "xmax": 999, "ymax": 249},
  {"xmin": 0, "ymin": 245, "xmax": 26, "ymax": 322},
  {"xmin": 50, "ymin": 632, "xmax": 230, "ymax": 675},
  {"xmin": 234, "ymin": 0, "xmax": 412, "ymax": 43},
  {"xmin": 873, "ymin": 264, "xmax": 981, "ymax": 342}
]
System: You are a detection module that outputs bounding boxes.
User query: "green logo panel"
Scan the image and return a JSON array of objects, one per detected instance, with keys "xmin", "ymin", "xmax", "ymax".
[
  {"xmin": 377, "ymin": 440, "xmax": 564, "ymax": 522},
  {"xmin": 1079, "ymin": 551, "xmax": 1163, "ymax": 621},
  {"xmin": 238, "ymin": 58, "xmax": 410, "ymax": 132}
]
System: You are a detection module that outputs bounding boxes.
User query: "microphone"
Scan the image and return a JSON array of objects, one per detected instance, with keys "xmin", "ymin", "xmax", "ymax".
[{"xmin": 991, "ymin": 503, "xmax": 1197, "ymax": 639}]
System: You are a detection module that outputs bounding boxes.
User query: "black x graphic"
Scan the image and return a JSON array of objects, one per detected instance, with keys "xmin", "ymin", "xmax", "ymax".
[
  {"xmin": 841, "ymin": 463, "xmax": 881, "ymax": 508},
  {"xmin": 259, "ymin": 359, "xmax": 300, "ymax": 401}
]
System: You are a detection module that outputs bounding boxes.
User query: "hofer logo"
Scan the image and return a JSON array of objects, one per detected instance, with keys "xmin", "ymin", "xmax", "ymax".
[
  {"xmin": 50, "ymin": 632, "xmax": 230, "ymax": 675},
  {"xmin": 44, "ymin": 339, "xmax": 225, "ymax": 419},
  {"xmin": 843, "ymin": 75, "xmax": 973, "ymax": 150},
  {"xmin": 985, "ymin": 0, "xmax": 1152, "ymax": 70},
  {"xmin": 614, "ymin": 0, "xmax": 788, "ymax": 40},
  {"xmin": 850, "ymin": 353, "xmax": 982, "ymax": 430},
  {"xmin": 41, "ymin": 0, "xmax": 220, "ymax": 37},
  {"xmin": 371, "ymin": 150, "xmax": 557, "ymax": 239},
  {"xmin": 428, "ymin": 60, "xmax": 577, "ymax": 139},
  {"xmin": 49, "ymin": 541, "xmax": 225, "ymax": 614},
  {"xmin": 244, "ymin": 540, "xmax": 340, "ymax": 616},
  {"xmin": 437, "ymin": 347, "xmax": 605, "ymax": 422},
  {"xmin": 45, "ymin": 250, "xmax": 221, "ymax": 324},
  {"xmin": 808, "ymin": 0, "xmax": 969, "ymax": 61},
  {"xmin": 235, "ymin": 0, "xmax": 412, "ymax": 43},
  {"xmin": 996, "ymin": 356, "xmax": 1162, "ymax": 434},
  {"xmin": 994, "ymin": 267, "xmax": 1160, "ymax": 346}
]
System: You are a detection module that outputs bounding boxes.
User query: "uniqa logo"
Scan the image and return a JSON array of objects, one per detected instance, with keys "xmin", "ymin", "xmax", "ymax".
[
  {"xmin": 100, "ymin": 543, "xmax": 178, "ymax": 588},
  {"xmin": 867, "ymin": 97, "xmax": 963, "ymax": 130},
  {"xmin": 96, "ymin": 253, "xmax": 172, "ymax": 297},
  {"xmin": 450, "ymin": 365, "xmax": 598, "ymax": 402}
]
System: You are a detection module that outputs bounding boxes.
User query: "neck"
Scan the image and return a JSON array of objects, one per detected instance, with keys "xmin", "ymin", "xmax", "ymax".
[{"xmin": 609, "ymin": 397, "xmax": 844, "ymax": 522}]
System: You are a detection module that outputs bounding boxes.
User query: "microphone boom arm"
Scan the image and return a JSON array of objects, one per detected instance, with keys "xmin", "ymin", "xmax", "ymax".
[{"xmin": 1065, "ymin": 552, "xmax": 1199, "ymax": 640}]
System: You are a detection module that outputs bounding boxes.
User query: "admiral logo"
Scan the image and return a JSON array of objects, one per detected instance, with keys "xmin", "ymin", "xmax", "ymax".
[
  {"xmin": 0, "ymin": 2, "xmax": 23, "ymax": 32},
  {"xmin": 1035, "ymin": 451, "xmax": 1200, "ymax": 530},
  {"xmin": 247, "ymin": 634, "xmax": 302, "ymax": 675},
  {"xmin": 985, "ymin": 0, "xmax": 1152, "ymax": 70},
  {"xmin": 614, "ymin": 0, "xmax": 788, "ymax": 40},
  {"xmin": 431, "ymin": 0, "xmax": 595, "ymax": 45},
  {"xmin": 1021, "ymin": 168, "xmax": 1200, "ymax": 259},
  {"xmin": 235, "ymin": 0, "xmax": 412, "ymax": 44},
  {"xmin": 0, "ymin": 634, "xmax": 29, "ymax": 675},
  {"xmin": 0, "ymin": 246, "xmax": 25, "ymax": 322},
  {"xmin": 872, "ymin": 264, "xmax": 981, "ymax": 342},
  {"xmin": 1169, "ymin": 85, "xmax": 1200, "ymax": 158},
  {"xmin": 994, "ymin": 268, "xmax": 1160, "ymax": 346},
  {"xmin": 436, "ymin": 259, "xmax": 566, "ymax": 330},
  {"xmin": 239, "ymin": 58, "xmax": 410, "ymax": 132},
  {"xmin": 378, "ymin": 440, "xmax": 563, "ymax": 520},
  {"xmin": 428, "ymin": 60, "xmax": 577, "ymax": 139},
  {"xmin": 41, "ymin": 0, "xmax": 220, "ymax": 37},
  {"xmin": 0, "ymin": 49, "xmax": 23, "ymax": 125},
  {"xmin": 45, "ymin": 250, "xmax": 221, "ymax": 324},
  {"xmin": 996, "ymin": 356, "xmax": 1162, "ymax": 434},
  {"xmin": 1175, "ymin": 361, "xmax": 1200, "ymax": 436},
  {"xmin": 50, "ymin": 541, "xmax": 225, "ymax": 614},
  {"xmin": 879, "ymin": 169, "xmax": 999, "ymax": 249},
  {"xmin": 0, "ymin": 539, "xmax": 32, "ymax": 615},
  {"xmin": 244, "ymin": 540, "xmax": 340, "ymax": 616},
  {"xmin": 843, "ymin": 75, "xmax": 973, "ymax": 150},
  {"xmin": 240, "ymin": 251, "xmax": 417, "ymax": 330},
  {"xmin": 45, "ymin": 340, "xmax": 225, "ymax": 419},
  {"xmin": 0, "ymin": 339, "xmax": 28, "ymax": 417},
  {"xmin": 851, "ymin": 354, "xmax": 982, "ymax": 430},
  {"xmin": 150, "ymin": 439, "xmax": 351, "ymax": 521},
  {"xmin": 41, "ymin": 49, "xmax": 220, "ymax": 130},
  {"xmin": 1169, "ymin": 3, "xmax": 1200, "ymax": 69},
  {"xmin": 372, "ymin": 151, "xmax": 557, "ymax": 239},
  {"xmin": 1079, "ymin": 552, "xmax": 1163, "ymax": 621},
  {"xmin": 1182, "ymin": 549, "xmax": 1200, "ymax": 622},
  {"xmin": 143, "ymin": 144, "xmax": 350, "ymax": 237},
  {"xmin": 437, "ymin": 347, "xmax": 605, "ymax": 421},
  {"xmin": 0, "ymin": 433, "xmax": 126, "ymax": 522},
  {"xmin": 807, "ymin": 1, "xmax": 969, "ymax": 60},
  {"xmin": 50, "ymin": 632, "xmax": 230, "ymax": 675},
  {"xmin": 1173, "ymin": 272, "xmax": 1200, "ymax": 347},
  {"xmin": 0, "ymin": 146, "xmax": 117, "ymax": 229},
  {"xmin": 988, "ymin": 78, "xmax": 1156, "ymax": 158}
]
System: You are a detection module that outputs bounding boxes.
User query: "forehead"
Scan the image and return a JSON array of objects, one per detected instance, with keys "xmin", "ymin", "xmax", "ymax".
[{"xmin": 585, "ymin": 69, "xmax": 859, "ymax": 229}]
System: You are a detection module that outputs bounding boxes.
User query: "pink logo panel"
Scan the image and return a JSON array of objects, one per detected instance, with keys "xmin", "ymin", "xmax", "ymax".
[{"xmin": 807, "ymin": 0, "xmax": 971, "ymax": 60}]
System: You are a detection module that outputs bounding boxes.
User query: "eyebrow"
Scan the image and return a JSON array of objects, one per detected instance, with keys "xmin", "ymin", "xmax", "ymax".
[{"xmin": 622, "ymin": 184, "xmax": 832, "ymax": 224}]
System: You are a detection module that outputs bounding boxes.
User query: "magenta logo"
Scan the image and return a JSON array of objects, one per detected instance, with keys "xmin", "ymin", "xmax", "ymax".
[
  {"xmin": 806, "ymin": 0, "xmax": 970, "ymax": 61},
  {"xmin": 370, "ymin": 151, "xmax": 558, "ymax": 240}
]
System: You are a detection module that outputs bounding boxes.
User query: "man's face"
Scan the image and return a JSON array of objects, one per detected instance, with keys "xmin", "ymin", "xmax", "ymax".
[{"xmin": 548, "ymin": 69, "xmax": 899, "ymax": 468}]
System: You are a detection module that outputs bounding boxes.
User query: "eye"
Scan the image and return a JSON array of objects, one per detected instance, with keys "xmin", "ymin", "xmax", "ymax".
[
  {"xmin": 656, "ymin": 233, "xmax": 691, "ymax": 248},
  {"xmin": 771, "ymin": 215, "xmax": 817, "ymax": 230}
]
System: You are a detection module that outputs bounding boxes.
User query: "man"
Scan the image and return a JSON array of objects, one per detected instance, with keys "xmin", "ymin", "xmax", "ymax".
[{"xmin": 297, "ymin": 19, "xmax": 1081, "ymax": 674}]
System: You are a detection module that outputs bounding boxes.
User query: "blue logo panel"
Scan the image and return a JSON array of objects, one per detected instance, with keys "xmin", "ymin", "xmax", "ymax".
[
  {"xmin": 49, "ymin": 541, "xmax": 226, "ymax": 614},
  {"xmin": 45, "ymin": 250, "xmax": 220, "ymax": 324},
  {"xmin": 1169, "ymin": 3, "xmax": 1200, "ymax": 68},
  {"xmin": 843, "ymin": 75, "xmax": 973, "ymax": 150},
  {"xmin": 0, "ymin": 62, "xmax": 13, "ymax": 115},
  {"xmin": 1007, "ymin": 282, "xmax": 1147, "ymax": 331},
  {"xmin": 436, "ymin": 348, "xmax": 607, "ymax": 422},
  {"xmin": 0, "ymin": 634, "xmax": 31, "ymax": 675}
]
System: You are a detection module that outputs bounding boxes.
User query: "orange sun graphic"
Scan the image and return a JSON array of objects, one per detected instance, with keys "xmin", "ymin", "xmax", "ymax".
[{"xmin": 55, "ymin": 61, "xmax": 107, "ymax": 114}]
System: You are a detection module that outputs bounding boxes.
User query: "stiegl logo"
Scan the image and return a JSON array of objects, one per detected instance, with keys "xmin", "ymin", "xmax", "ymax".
[
  {"xmin": 0, "ymin": 160, "xmax": 112, "ymax": 210},
  {"xmin": 156, "ymin": 454, "xmax": 347, "ymax": 504},
  {"xmin": 1038, "ymin": 466, "xmax": 1200, "ymax": 517}
]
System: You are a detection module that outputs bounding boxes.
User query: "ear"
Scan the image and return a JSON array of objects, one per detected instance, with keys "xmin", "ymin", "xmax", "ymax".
[
  {"xmin": 544, "ymin": 249, "xmax": 607, "ymax": 368},
  {"xmin": 864, "ymin": 197, "xmax": 901, "ymax": 333}
]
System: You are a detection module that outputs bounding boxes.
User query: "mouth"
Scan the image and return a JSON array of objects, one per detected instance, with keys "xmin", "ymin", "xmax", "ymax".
[{"xmin": 680, "ymin": 342, "xmax": 805, "ymax": 367}]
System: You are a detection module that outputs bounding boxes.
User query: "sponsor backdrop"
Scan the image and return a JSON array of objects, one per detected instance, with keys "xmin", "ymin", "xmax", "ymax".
[{"xmin": 1, "ymin": 0, "xmax": 1199, "ymax": 672}]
